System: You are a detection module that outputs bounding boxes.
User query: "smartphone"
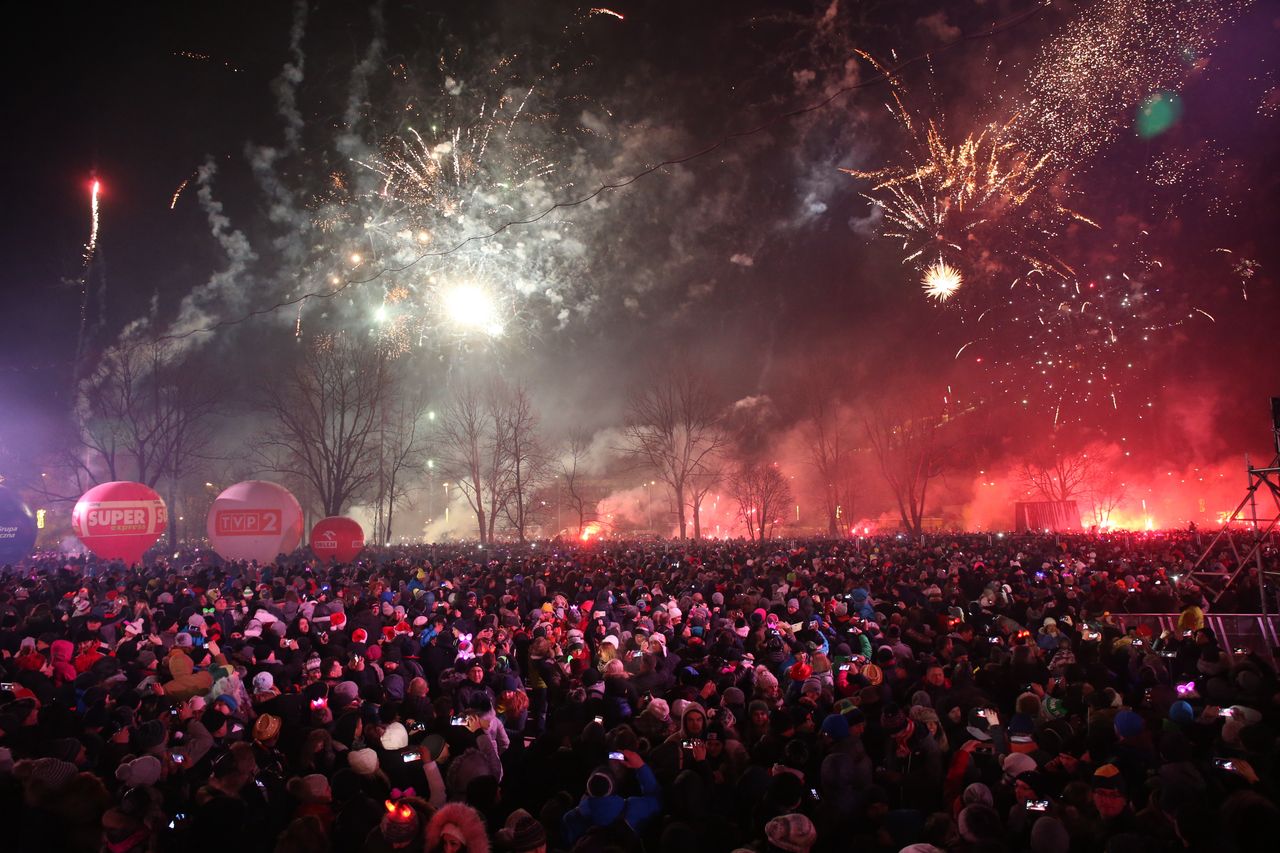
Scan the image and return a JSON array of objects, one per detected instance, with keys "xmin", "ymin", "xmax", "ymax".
[
  {"xmin": 839, "ymin": 663, "xmax": 852, "ymax": 671},
  {"xmin": 408, "ymin": 721, "xmax": 427, "ymax": 733},
  {"xmin": 168, "ymin": 813, "xmax": 186, "ymax": 829},
  {"xmin": 231, "ymin": 723, "xmax": 243, "ymax": 733},
  {"xmin": 1218, "ymin": 708, "xmax": 1234, "ymax": 718},
  {"xmin": 1234, "ymin": 647, "xmax": 1247, "ymax": 655},
  {"xmin": 608, "ymin": 751, "xmax": 625, "ymax": 761},
  {"xmin": 0, "ymin": 682, "xmax": 15, "ymax": 692},
  {"xmin": 631, "ymin": 651, "xmax": 643, "ymax": 659},
  {"xmin": 989, "ymin": 637, "xmax": 1001, "ymax": 644},
  {"xmin": 1160, "ymin": 650, "xmax": 1177, "ymax": 658},
  {"xmin": 977, "ymin": 708, "xmax": 991, "ymax": 719},
  {"xmin": 593, "ymin": 715, "xmax": 604, "ymax": 725},
  {"xmin": 170, "ymin": 707, "xmax": 180, "ymax": 716},
  {"xmin": 810, "ymin": 787, "xmax": 821, "ymax": 800},
  {"xmin": 682, "ymin": 739, "xmax": 699, "ymax": 749},
  {"xmin": 1026, "ymin": 800, "xmax": 1050, "ymax": 812},
  {"xmin": 1212, "ymin": 758, "xmax": 1236, "ymax": 771},
  {"xmin": 450, "ymin": 715, "xmax": 468, "ymax": 726},
  {"xmin": 172, "ymin": 753, "xmax": 185, "ymax": 764},
  {"xmin": 402, "ymin": 751, "xmax": 423, "ymax": 763},
  {"xmin": 1131, "ymin": 639, "xmax": 1144, "ymax": 647}
]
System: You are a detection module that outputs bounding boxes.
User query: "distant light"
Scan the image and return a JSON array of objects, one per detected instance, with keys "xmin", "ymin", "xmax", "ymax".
[{"xmin": 350, "ymin": 253, "xmax": 363, "ymax": 264}]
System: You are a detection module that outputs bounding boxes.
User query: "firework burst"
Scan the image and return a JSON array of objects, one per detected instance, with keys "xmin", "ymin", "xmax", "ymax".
[
  {"xmin": 845, "ymin": 54, "xmax": 1096, "ymax": 293},
  {"xmin": 922, "ymin": 258, "xmax": 962, "ymax": 302}
]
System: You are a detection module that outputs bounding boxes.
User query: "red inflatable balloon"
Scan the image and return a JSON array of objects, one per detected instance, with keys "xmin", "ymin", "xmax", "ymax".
[
  {"xmin": 72, "ymin": 481, "xmax": 168, "ymax": 564},
  {"xmin": 310, "ymin": 516, "xmax": 366, "ymax": 562},
  {"xmin": 206, "ymin": 480, "xmax": 304, "ymax": 563}
]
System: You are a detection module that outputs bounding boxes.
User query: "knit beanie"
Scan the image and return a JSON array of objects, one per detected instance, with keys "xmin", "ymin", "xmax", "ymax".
[
  {"xmin": 380, "ymin": 801, "xmax": 421, "ymax": 844},
  {"xmin": 586, "ymin": 770, "xmax": 615, "ymax": 798},
  {"xmin": 1030, "ymin": 816, "xmax": 1071, "ymax": 853},
  {"xmin": 496, "ymin": 809, "xmax": 547, "ymax": 852},
  {"xmin": 349, "ymin": 748, "xmax": 379, "ymax": 776},
  {"xmin": 115, "ymin": 755, "xmax": 162, "ymax": 788},
  {"xmin": 765, "ymin": 813, "xmax": 818, "ymax": 853}
]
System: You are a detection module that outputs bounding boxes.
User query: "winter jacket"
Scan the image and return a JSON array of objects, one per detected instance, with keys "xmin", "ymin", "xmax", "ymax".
[{"xmin": 562, "ymin": 763, "xmax": 662, "ymax": 845}]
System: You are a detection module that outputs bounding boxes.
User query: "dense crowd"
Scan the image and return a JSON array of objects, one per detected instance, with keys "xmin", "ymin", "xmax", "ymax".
[{"xmin": 1, "ymin": 532, "xmax": 1277, "ymax": 853}]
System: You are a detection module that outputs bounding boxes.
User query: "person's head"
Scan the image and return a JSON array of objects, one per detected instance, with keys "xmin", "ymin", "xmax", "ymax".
[
  {"xmin": 683, "ymin": 707, "xmax": 705, "ymax": 736},
  {"xmin": 1092, "ymin": 765, "xmax": 1129, "ymax": 819},
  {"xmin": 467, "ymin": 661, "xmax": 485, "ymax": 684},
  {"xmin": 925, "ymin": 665, "xmax": 946, "ymax": 687}
]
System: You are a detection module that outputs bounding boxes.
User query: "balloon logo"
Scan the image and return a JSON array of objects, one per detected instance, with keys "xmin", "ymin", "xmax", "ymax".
[
  {"xmin": 206, "ymin": 480, "xmax": 303, "ymax": 563},
  {"xmin": 310, "ymin": 516, "xmax": 365, "ymax": 563},
  {"xmin": 0, "ymin": 485, "xmax": 38, "ymax": 564},
  {"xmin": 72, "ymin": 481, "xmax": 167, "ymax": 564}
]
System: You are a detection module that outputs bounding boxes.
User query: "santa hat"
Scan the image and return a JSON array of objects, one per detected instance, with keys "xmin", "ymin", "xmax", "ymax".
[{"xmin": 351, "ymin": 628, "xmax": 368, "ymax": 644}]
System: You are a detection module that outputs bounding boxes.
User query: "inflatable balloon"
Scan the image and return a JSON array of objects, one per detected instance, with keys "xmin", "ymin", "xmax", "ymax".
[
  {"xmin": 207, "ymin": 480, "xmax": 303, "ymax": 563},
  {"xmin": 0, "ymin": 485, "xmax": 38, "ymax": 564},
  {"xmin": 72, "ymin": 481, "xmax": 167, "ymax": 564},
  {"xmin": 310, "ymin": 516, "xmax": 365, "ymax": 563}
]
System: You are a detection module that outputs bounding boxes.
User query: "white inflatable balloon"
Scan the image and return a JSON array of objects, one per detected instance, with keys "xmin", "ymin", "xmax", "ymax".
[{"xmin": 206, "ymin": 480, "xmax": 304, "ymax": 563}]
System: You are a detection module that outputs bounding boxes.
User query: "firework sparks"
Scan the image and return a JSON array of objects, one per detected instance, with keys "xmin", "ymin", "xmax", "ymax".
[
  {"xmin": 1019, "ymin": 0, "xmax": 1249, "ymax": 167},
  {"xmin": 169, "ymin": 173, "xmax": 195, "ymax": 210},
  {"xmin": 922, "ymin": 258, "xmax": 963, "ymax": 302},
  {"xmin": 84, "ymin": 179, "xmax": 101, "ymax": 265},
  {"xmin": 442, "ymin": 284, "xmax": 504, "ymax": 337},
  {"xmin": 846, "ymin": 53, "xmax": 1096, "ymax": 292},
  {"xmin": 588, "ymin": 8, "xmax": 625, "ymax": 21}
]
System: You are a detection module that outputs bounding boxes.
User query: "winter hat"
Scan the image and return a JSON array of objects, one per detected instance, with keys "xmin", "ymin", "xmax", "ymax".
[
  {"xmin": 1114, "ymin": 710, "xmax": 1145, "ymax": 739},
  {"xmin": 1168, "ymin": 700, "xmax": 1194, "ymax": 725},
  {"xmin": 644, "ymin": 698, "xmax": 671, "ymax": 722},
  {"xmin": 30, "ymin": 757, "xmax": 78, "ymax": 792},
  {"xmin": 252, "ymin": 713, "xmax": 282, "ymax": 743},
  {"xmin": 820, "ymin": 713, "xmax": 850, "ymax": 740},
  {"xmin": 380, "ymin": 722, "xmax": 409, "ymax": 751},
  {"xmin": 115, "ymin": 754, "xmax": 162, "ymax": 788},
  {"xmin": 1002, "ymin": 752, "xmax": 1038, "ymax": 778},
  {"xmin": 380, "ymin": 801, "xmax": 421, "ymax": 845},
  {"xmin": 252, "ymin": 671, "xmax": 274, "ymax": 693},
  {"xmin": 901, "ymin": 846, "xmax": 944, "ymax": 853},
  {"xmin": 958, "ymin": 804, "xmax": 1002, "ymax": 843},
  {"xmin": 496, "ymin": 809, "xmax": 547, "ymax": 852},
  {"xmin": 133, "ymin": 719, "xmax": 166, "ymax": 751},
  {"xmin": 586, "ymin": 770, "xmax": 615, "ymax": 798},
  {"xmin": 288, "ymin": 773, "xmax": 332, "ymax": 803},
  {"xmin": 349, "ymin": 748, "xmax": 378, "ymax": 776},
  {"xmin": 722, "ymin": 687, "xmax": 745, "ymax": 707},
  {"xmin": 1030, "ymin": 817, "xmax": 1071, "ymax": 853},
  {"xmin": 1092, "ymin": 763, "xmax": 1127, "ymax": 792},
  {"xmin": 332, "ymin": 681, "xmax": 360, "ymax": 708},
  {"xmin": 765, "ymin": 813, "xmax": 818, "ymax": 853},
  {"xmin": 962, "ymin": 782, "xmax": 994, "ymax": 808}
]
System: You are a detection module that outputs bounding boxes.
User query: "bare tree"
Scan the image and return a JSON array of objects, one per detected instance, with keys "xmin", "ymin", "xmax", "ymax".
[
  {"xmin": 499, "ymin": 383, "xmax": 549, "ymax": 542},
  {"xmin": 1085, "ymin": 471, "xmax": 1129, "ymax": 528},
  {"xmin": 1020, "ymin": 450, "xmax": 1095, "ymax": 503},
  {"xmin": 728, "ymin": 462, "xmax": 794, "ymax": 543},
  {"xmin": 435, "ymin": 381, "xmax": 490, "ymax": 542},
  {"xmin": 559, "ymin": 430, "xmax": 593, "ymax": 537},
  {"xmin": 435, "ymin": 378, "xmax": 525, "ymax": 544},
  {"xmin": 795, "ymin": 371, "xmax": 860, "ymax": 536},
  {"xmin": 373, "ymin": 386, "xmax": 432, "ymax": 545},
  {"xmin": 254, "ymin": 335, "xmax": 390, "ymax": 517},
  {"xmin": 687, "ymin": 458, "xmax": 726, "ymax": 540},
  {"xmin": 864, "ymin": 401, "xmax": 949, "ymax": 536},
  {"xmin": 65, "ymin": 336, "xmax": 222, "ymax": 544},
  {"xmin": 622, "ymin": 365, "xmax": 730, "ymax": 539}
]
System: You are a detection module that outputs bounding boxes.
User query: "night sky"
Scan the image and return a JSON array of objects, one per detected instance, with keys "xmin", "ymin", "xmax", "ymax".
[{"xmin": 2, "ymin": 0, "xmax": 1279, "ymax": 533}]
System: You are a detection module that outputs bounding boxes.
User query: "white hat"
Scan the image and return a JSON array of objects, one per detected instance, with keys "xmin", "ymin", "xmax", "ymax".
[{"xmin": 252, "ymin": 671, "xmax": 275, "ymax": 693}]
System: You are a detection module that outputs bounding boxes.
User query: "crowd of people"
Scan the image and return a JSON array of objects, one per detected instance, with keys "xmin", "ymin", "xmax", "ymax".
[{"xmin": 0, "ymin": 531, "xmax": 1277, "ymax": 853}]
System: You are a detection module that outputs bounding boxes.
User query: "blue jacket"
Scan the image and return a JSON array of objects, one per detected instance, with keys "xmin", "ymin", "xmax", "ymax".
[{"xmin": 562, "ymin": 764, "xmax": 662, "ymax": 845}]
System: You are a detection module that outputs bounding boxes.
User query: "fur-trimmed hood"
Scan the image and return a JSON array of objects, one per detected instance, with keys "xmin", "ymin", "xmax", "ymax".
[{"xmin": 425, "ymin": 801, "xmax": 489, "ymax": 853}]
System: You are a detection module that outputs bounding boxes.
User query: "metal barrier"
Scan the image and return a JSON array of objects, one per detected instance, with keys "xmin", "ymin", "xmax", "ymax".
[{"xmin": 1107, "ymin": 613, "xmax": 1280, "ymax": 658}]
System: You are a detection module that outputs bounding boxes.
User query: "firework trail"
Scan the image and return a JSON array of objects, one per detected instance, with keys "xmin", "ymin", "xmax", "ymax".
[{"xmin": 83, "ymin": 179, "xmax": 101, "ymax": 265}]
